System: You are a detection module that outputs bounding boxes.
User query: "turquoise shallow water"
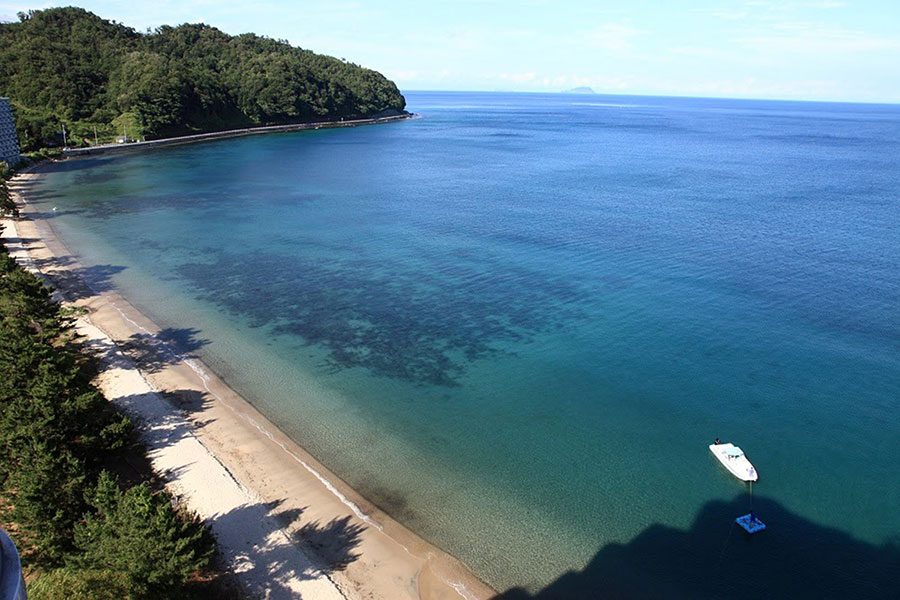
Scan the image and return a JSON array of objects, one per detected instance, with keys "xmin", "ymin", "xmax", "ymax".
[{"xmin": 28, "ymin": 92, "xmax": 900, "ymax": 597}]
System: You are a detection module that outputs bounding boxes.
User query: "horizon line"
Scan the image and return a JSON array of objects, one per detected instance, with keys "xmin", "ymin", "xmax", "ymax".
[{"xmin": 398, "ymin": 88, "xmax": 900, "ymax": 107}]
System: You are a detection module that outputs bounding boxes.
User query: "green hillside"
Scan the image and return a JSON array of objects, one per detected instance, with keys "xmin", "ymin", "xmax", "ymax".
[{"xmin": 0, "ymin": 7, "xmax": 407, "ymax": 150}]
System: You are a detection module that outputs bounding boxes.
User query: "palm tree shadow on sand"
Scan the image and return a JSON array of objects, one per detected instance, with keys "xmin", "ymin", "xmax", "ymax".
[{"xmin": 494, "ymin": 495, "xmax": 900, "ymax": 600}]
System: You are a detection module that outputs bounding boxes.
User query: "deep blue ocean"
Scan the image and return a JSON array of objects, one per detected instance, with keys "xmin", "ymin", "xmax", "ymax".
[{"xmin": 29, "ymin": 92, "xmax": 900, "ymax": 597}]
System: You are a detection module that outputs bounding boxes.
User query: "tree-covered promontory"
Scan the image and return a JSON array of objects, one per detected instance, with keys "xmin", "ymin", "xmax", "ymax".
[{"xmin": 0, "ymin": 7, "xmax": 407, "ymax": 150}]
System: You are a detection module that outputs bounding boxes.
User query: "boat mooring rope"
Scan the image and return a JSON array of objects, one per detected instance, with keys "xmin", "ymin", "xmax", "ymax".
[
  {"xmin": 717, "ymin": 482, "xmax": 753, "ymax": 571},
  {"xmin": 715, "ymin": 520, "xmax": 736, "ymax": 571}
]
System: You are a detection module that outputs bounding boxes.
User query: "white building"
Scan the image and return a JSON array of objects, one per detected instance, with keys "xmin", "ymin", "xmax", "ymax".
[{"xmin": 0, "ymin": 99, "xmax": 21, "ymax": 168}]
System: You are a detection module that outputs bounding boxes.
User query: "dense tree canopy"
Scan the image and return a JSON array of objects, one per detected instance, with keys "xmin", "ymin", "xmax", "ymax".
[
  {"xmin": 72, "ymin": 471, "xmax": 215, "ymax": 595},
  {"xmin": 0, "ymin": 7, "xmax": 407, "ymax": 149}
]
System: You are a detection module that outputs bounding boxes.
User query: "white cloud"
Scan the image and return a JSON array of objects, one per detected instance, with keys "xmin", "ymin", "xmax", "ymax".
[
  {"xmin": 801, "ymin": 1, "xmax": 847, "ymax": 7},
  {"xmin": 498, "ymin": 72, "xmax": 537, "ymax": 83},
  {"xmin": 709, "ymin": 0, "xmax": 847, "ymax": 22},
  {"xmin": 385, "ymin": 70, "xmax": 421, "ymax": 82},
  {"xmin": 709, "ymin": 9, "xmax": 750, "ymax": 21},
  {"xmin": 668, "ymin": 46, "xmax": 723, "ymax": 57},
  {"xmin": 680, "ymin": 76, "xmax": 842, "ymax": 99},
  {"xmin": 586, "ymin": 23, "xmax": 646, "ymax": 52},
  {"xmin": 738, "ymin": 23, "xmax": 900, "ymax": 54},
  {"xmin": 0, "ymin": 1, "xmax": 54, "ymax": 21}
]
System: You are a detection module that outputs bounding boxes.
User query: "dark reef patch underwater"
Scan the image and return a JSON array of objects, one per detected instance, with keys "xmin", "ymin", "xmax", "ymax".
[{"xmin": 177, "ymin": 248, "xmax": 588, "ymax": 386}]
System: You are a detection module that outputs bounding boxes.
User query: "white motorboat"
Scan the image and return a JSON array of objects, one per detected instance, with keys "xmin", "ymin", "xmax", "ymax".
[{"xmin": 709, "ymin": 442, "xmax": 758, "ymax": 482}]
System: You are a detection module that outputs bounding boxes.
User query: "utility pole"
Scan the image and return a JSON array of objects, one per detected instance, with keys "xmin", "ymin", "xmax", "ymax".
[{"xmin": 93, "ymin": 125, "xmax": 98, "ymax": 146}]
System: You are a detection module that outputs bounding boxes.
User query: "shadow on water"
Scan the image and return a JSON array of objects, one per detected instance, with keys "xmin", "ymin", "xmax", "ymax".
[
  {"xmin": 11, "ymin": 237, "xmax": 209, "ymax": 372},
  {"xmin": 495, "ymin": 496, "xmax": 900, "ymax": 600},
  {"xmin": 45, "ymin": 262, "xmax": 126, "ymax": 300},
  {"xmin": 8, "ymin": 181, "xmax": 66, "ymax": 205},
  {"xmin": 8, "ymin": 176, "xmax": 90, "ymax": 217},
  {"xmin": 34, "ymin": 156, "xmax": 120, "ymax": 174},
  {"xmin": 37, "ymin": 207, "xmax": 87, "ymax": 219},
  {"xmin": 2, "ymin": 228, "xmax": 125, "ymax": 301}
]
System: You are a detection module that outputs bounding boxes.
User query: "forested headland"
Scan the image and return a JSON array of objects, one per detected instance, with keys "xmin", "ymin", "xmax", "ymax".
[{"xmin": 0, "ymin": 7, "xmax": 407, "ymax": 151}]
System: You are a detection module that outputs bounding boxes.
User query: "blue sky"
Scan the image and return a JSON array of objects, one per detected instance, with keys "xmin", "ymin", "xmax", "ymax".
[{"xmin": 1, "ymin": 1, "xmax": 898, "ymax": 102}]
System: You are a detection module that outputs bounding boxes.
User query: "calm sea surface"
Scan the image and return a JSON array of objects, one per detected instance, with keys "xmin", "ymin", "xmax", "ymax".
[{"xmin": 30, "ymin": 92, "xmax": 900, "ymax": 597}]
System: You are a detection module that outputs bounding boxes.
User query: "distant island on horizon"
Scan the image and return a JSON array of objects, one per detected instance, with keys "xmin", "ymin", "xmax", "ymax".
[
  {"xmin": 563, "ymin": 87, "xmax": 596, "ymax": 94},
  {"xmin": 0, "ymin": 7, "xmax": 406, "ymax": 151}
]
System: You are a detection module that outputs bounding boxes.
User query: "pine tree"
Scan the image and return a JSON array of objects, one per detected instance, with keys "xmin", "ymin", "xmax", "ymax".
[
  {"xmin": 71, "ymin": 471, "xmax": 215, "ymax": 594},
  {"xmin": 1, "ymin": 437, "xmax": 87, "ymax": 563}
]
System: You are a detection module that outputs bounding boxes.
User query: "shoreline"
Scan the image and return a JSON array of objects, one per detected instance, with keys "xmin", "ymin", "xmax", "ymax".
[
  {"xmin": 5, "ymin": 165, "xmax": 494, "ymax": 600},
  {"xmin": 62, "ymin": 113, "xmax": 415, "ymax": 158}
]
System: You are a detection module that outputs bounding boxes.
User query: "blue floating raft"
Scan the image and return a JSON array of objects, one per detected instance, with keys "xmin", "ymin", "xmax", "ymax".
[{"xmin": 736, "ymin": 513, "xmax": 766, "ymax": 534}]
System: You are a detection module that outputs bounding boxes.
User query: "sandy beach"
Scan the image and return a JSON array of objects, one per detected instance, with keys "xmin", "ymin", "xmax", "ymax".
[{"xmin": 3, "ymin": 167, "xmax": 495, "ymax": 600}]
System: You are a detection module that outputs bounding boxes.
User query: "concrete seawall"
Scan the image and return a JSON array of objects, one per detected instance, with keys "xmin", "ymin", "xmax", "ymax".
[{"xmin": 63, "ymin": 113, "xmax": 414, "ymax": 158}]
